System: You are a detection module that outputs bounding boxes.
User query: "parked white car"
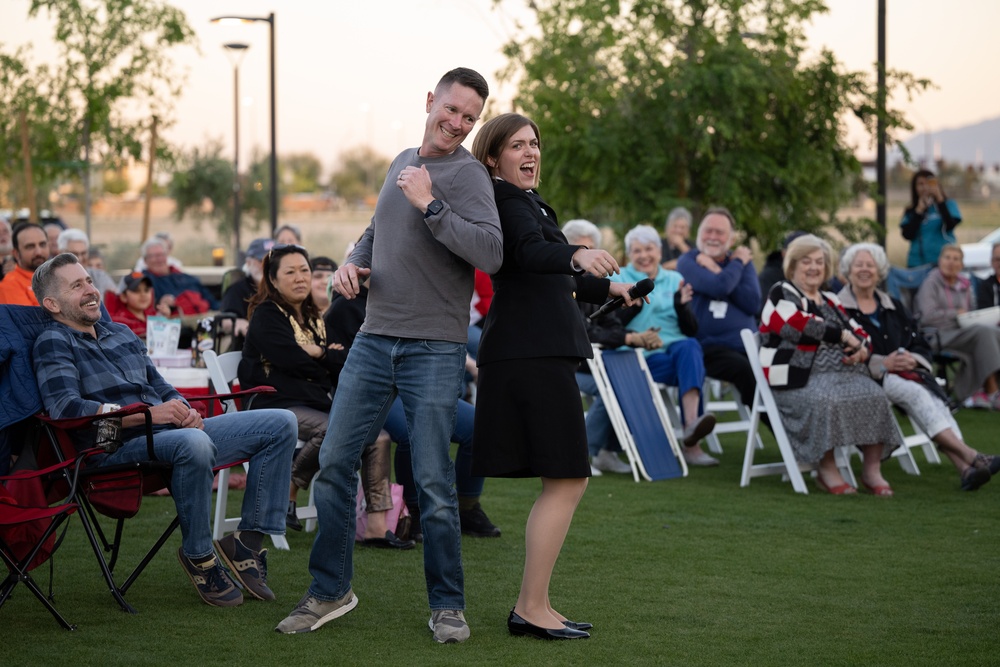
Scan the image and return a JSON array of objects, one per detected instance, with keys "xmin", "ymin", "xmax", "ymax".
[{"xmin": 961, "ymin": 227, "xmax": 1000, "ymax": 278}]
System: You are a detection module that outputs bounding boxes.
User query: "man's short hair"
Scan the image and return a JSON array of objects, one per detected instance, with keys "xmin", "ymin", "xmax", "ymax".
[
  {"xmin": 436, "ymin": 67, "xmax": 489, "ymax": 102},
  {"xmin": 32, "ymin": 252, "xmax": 81, "ymax": 304},
  {"xmin": 11, "ymin": 222, "xmax": 43, "ymax": 251},
  {"xmin": 57, "ymin": 228, "xmax": 90, "ymax": 251},
  {"xmin": 700, "ymin": 207, "xmax": 736, "ymax": 231},
  {"xmin": 141, "ymin": 237, "xmax": 169, "ymax": 258}
]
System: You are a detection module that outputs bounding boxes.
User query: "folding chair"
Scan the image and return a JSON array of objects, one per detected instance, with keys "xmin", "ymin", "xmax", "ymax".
[
  {"xmin": 0, "ymin": 456, "xmax": 85, "ymax": 630},
  {"xmin": 658, "ymin": 378, "xmax": 761, "ymax": 455},
  {"xmin": 587, "ymin": 346, "xmax": 687, "ymax": 481},
  {"xmin": 202, "ymin": 350, "xmax": 303, "ymax": 545},
  {"xmin": 739, "ymin": 329, "xmax": 857, "ymax": 494}
]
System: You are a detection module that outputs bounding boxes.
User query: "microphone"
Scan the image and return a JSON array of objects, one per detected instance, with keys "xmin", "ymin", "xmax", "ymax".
[{"xmin": 589, "ymin": 278, "xmax": 655, "ymax": 320}]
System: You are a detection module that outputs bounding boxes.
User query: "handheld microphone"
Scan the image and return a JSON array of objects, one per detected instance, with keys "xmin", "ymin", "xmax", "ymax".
[{"xmin": 589, "ymin": 278, "xmax": 655, "ymax": 320}]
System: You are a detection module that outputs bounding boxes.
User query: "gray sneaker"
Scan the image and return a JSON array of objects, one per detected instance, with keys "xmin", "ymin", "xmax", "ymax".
[
  {"xmin": 592, "ymin": 449, "xmax": 632, "ymax": 474},
  {"xmin": 214, "ymin": 533, "xmax": 274, "ymax": 601},
  {"xmin": 429, "ymin": 609, "xmax": 471, "ymax": 644},
  {"xmin": 274, "ymin": 590, "xmax": 358, "ymax": 634},
  {"xmin": 177, "ymin": 549, "xmax": 243, "ymax": 607}
]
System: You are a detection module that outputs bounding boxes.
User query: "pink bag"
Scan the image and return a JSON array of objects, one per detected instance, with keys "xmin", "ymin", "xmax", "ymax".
[{"xmin": 354, "ymin": 481, "xmax": 410, "ymax": 542}]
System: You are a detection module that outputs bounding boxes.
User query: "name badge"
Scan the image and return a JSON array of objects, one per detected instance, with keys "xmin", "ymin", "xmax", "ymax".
[{"xmin": 709, "ymin": 300, "xmax": 728, "ymax": 319}]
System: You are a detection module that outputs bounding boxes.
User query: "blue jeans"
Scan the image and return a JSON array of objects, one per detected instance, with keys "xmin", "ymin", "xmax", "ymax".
[
  {"xmin": 575, "ymin": 372, "xmax": 615, "ymax": 457},
  {"xmin": 308, "ymin": 332, "xmax": 466, "ymax": 610},
  {"xmin": 101, "ymin": 409, "xmax": 297, "ymax": 559},
  {"xmin": 646, "ymin": 338, "xmax": 705, "ymax": 426},
  {"xmin": 388, "ymin": 397, "xmax": 484, "ymax": 507}
]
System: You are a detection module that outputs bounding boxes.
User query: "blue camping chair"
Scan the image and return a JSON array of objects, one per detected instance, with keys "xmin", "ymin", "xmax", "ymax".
[{"xmin": 587, "ymin": 346, "xmax": 686, "ymax": 482}]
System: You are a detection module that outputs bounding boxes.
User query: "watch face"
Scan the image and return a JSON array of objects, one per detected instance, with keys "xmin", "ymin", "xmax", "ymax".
[{"xmin": 428, "ymin": 200, "xmax": 443, "ymax": 215}]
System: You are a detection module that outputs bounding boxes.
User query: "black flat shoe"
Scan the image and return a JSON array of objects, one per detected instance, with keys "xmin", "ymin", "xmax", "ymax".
[
  {"xmin": 563, "ymin": 619, "xmax": 593, "ymax": 631},
  {"xmin": 286, "ymin": 501, "xmax": 303, "ymax": 532},
  {"xmin": 507, "ymin": 610, "xmax": 589, "ymax": 640},
  {"xmin": 359, "ymin": 530, "xmax": 416, "ymax": 550}
]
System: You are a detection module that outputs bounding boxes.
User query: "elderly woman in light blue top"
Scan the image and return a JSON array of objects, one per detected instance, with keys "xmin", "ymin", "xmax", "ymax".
[{"xmin": 612, "ymin": 225, "xmax": 717, "ymax": 465}]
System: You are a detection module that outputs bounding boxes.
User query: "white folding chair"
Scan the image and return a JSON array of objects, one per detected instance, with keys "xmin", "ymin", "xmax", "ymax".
[
  {"xmin": 659, "ymin": 378, "xmax": 761, "ymax": 455},
  {"xmin": 203, "ymin": 350, "xmax": 309, "ymax": 549},
  {"xmin": 897, "ymin": 412, "xmax": 942, "ymax": 465},
  {"xmin": 739, "ymin": 329, "xmax": 857, "ymax": 494}
]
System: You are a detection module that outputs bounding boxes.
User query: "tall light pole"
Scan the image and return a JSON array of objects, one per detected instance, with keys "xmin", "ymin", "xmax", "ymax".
[
  {"xmin": 210, "ymin": 13, "xmax": 278, "ymax": 236},
  {"xmin": 876, "ymin": 0, "xmax": 887, "ymax": 246},
  {"xmin": 223, "ymin": 42, "xmax": 248, "ymax": 259}
]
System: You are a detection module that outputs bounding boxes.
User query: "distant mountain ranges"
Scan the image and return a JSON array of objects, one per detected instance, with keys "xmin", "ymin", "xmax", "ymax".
[{"xmin": 893, "ymin": 114, "xmax": 1000, "ymax": 170}]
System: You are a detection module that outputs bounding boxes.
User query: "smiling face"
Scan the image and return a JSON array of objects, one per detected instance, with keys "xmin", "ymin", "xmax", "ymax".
[
  {"xmin": 696, "ymin": 213, "xmax": 733, "ymax": 261},
  {"xmin": 421, "ymin": 82, "xmax": 484, "ymax": 158},
  {"xmin": 44, "ymin": 262, "xmax": 102, "ymax": 332},
  {"xmin": 628, "ymin": 240, "xmax": 663, "ymax": 279},
  {"xmin": 273, "ymin": 251, "xmax": 312, "ymax": 308},
  {"xmin": 847, "ymin": 250, "xmax": 879, "ymax": 293},
  {"xmin": 143, "ymin": 243, "xmax": 170, "ymax": 276},
  {"xmin": 14, "ymin": 226, "xmax": 49, "ymax": 272},
  {"xmin": 491, "ymin": 123, "xmax": 540, "ymax": 191},
  {"xmin": 792, "ymin": 249, "xmax": 826, "ymax": 294},
  {"xmin": 123, "ymin": 282, "xmax": 154, "ymax": 313}
]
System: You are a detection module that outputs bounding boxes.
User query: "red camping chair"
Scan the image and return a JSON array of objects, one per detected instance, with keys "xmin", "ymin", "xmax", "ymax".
[
  {"xmin": 37, "ymin": 388, "xmax": 274, "ymax": 615},
  {"xmin": 0, "ymin": 454, "xmax": 89, "ymax": 630}
]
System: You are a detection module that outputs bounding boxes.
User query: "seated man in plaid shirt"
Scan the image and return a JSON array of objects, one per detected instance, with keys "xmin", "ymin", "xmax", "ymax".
[{"xmin": 31, "ymin": 253, "xmax": 297, "ymax": 608}]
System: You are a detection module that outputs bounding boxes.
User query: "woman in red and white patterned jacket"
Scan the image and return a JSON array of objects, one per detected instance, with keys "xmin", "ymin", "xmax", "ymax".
[{"xmin": 759, "ymin": 234, "xmax": 902, "ymax": 496}]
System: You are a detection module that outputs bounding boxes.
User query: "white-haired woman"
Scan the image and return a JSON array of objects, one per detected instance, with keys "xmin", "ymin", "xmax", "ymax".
[
  {"xmin": 837, "ymin": 243, "xmax": 999, "ymax": 491},
  {"xmin": 613, "ymin": 224, "xmax": 717, "ymax": 465},
  {"xmin": 760, "ymin": 235, "xmax": 902, "ymax": 495}
]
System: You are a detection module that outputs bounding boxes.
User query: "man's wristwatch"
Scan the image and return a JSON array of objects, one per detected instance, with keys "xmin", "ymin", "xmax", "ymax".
[{"xmin": 424, "ymin": 199, "xmax": 444, "ymax": 218}]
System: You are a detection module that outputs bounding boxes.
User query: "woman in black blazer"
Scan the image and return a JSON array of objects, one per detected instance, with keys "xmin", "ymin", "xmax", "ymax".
[{"xmin": 471, "ymin": 113, "xmax": 641, "ymax": 640}]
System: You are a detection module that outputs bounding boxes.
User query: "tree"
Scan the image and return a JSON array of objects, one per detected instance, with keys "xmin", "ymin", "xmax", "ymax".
[
  {"xmin": 496, "ymin": 0, "xmax": 928, "ymax": 249},
  {"xmin": 24, "ymin": 0, "xmax": 196, "ymax": 233},
  {"xmin": 241, "ymin": 149, "xmax": 278, "ymax": 225},
  {"xmin": 168, "ymin": 139, "xmax": 233, "ymax": 234},
  {"xmin": 329, "ymin": 146, "xmax": 390, "ymax": 204},
  {"xmin": 284, "ymin": 152, "xmax": 324, "ymax": 194}
]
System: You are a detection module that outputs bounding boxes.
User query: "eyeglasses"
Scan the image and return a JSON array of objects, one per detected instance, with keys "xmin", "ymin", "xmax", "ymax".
[{"xmin": 268, "ymin": 243, "xmax": 306, "ymax": 259}]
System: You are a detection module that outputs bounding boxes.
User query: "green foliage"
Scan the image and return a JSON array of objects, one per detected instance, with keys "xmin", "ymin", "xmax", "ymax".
[
  {"xmin": 167, "ymin": 139, "xmax": 233, "ymax": 233},
  {"xmin": 241, "ymin": 149, "xmax": 277, "ymax": 226},
  {"xmin": 497, "ymin": 0, "xmax": 930, "ymax": 250},
  {"xmin": 329, "ymin": 146, "xmax": 390, "ymax": 204},
  {"xmin": 283, "ymin": 152, "xmax": 324, "ymax": 194},
  {"xmin": 0, "ymin": 0, "xmax": 196, "ymax": 211}
]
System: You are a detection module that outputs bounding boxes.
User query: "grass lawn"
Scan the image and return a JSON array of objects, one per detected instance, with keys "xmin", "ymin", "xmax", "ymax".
[{"xmin": 1, "ymin": 410, "xmax": 998, "ymax": 666}]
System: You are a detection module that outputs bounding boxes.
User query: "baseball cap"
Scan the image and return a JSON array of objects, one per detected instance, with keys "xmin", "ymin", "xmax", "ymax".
[
  {"xmin": 310, "ymin": 256, "xmax": 337, "ymax": 273},
  {"xmin": 122, "ymin": 272, "xmax": 153, "ymax": 292},
  {"xmin": 782, "ymin": 230, "xmax": 807, "ymax": 249},
  {"xmin": 246, "ymin": 238, "xmax": 274, "ymax": 261}
]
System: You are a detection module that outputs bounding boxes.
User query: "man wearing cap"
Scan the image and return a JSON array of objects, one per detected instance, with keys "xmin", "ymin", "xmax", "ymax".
[
  {"xmin": 221, "ymin": 238, "xmax": 272, "ymax": 321},
  {"xmin": 677, "ymin": 208, "xmax": 760, "ymax": 421},
  {"xmin": 0, "ymin": 223, "xmax": 48, "ymax": 305}
]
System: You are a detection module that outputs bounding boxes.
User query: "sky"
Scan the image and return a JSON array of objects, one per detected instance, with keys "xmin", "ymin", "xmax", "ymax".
[{"xmin": 2, "ymin": 0, "xmax": 998, "ymax": 177}]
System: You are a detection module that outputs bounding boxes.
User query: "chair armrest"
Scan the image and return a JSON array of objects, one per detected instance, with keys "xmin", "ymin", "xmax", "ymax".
[
  {"xmin": 38, "ymin": 403, "xmax": 158, "ymax": 462},
  {"xmin": 181, "ymin": 385, "xmax": 276, "ymax": 403}
]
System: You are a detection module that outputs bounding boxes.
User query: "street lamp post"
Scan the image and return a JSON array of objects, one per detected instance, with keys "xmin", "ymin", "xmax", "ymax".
[
  {"xmin": 223, "ymin": 42, "xmax": 248, "ymax": 259},
  {"xmin": 210, "ymin": 13, "xmax": 278, "ymax": 237}
]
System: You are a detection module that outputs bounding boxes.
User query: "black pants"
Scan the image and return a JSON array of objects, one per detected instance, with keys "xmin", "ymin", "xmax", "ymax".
[{"xmin": 702, "ymin": 344, "xmax": 756, "ymax": 408}]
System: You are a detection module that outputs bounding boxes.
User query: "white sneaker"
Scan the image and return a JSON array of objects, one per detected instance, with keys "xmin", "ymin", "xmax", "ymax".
[
  {"xmin": 590, "ymin": 464, "xmax": 603, "ymax": 477},
  {"xmin": 592, "ymin": 449, "xmax": 632, "ymax": 474}
]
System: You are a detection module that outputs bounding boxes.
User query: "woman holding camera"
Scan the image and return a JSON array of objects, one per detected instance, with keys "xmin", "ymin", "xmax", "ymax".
[{"xmin": 901, "ymin": 169, "xmax": 962, "ymax": 268}]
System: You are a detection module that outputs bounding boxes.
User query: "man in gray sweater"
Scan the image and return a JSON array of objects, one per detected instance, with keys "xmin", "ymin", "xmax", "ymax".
[{"xmin": 276, "ymin": 67, "xmax": 502, "ymax": 643}]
